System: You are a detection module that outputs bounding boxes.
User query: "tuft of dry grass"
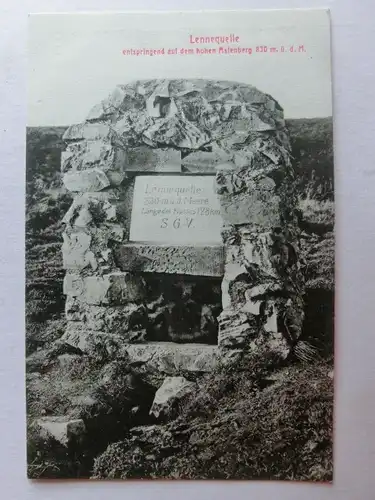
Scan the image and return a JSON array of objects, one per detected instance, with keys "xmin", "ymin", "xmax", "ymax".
[{"xmin": 298, "ymin": 195, "xmax": 334, "ymax": 229}]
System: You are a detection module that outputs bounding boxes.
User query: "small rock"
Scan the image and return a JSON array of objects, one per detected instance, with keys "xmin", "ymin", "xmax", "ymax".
[
  {"xmin": 150, "ymin": 376, "xmax": 196, "ymax": 419},
  {"xmin": 33, "ymin": 416, "xmax": 86, "ymax": 447}
]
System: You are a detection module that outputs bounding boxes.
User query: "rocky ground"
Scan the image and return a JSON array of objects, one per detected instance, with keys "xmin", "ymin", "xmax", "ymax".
[
  {"xmin": 93, "ymin": 358, "xmax": 333, "ymax": 481},
  {"xmin": 26, "ymin": 117, "xmax": 334, "ymax": 480}
]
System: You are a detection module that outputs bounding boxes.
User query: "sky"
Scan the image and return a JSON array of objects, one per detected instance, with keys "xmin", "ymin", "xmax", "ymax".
[{"xmin": 28, "ymin": 9, "xmax": 332, "ymax": 126}]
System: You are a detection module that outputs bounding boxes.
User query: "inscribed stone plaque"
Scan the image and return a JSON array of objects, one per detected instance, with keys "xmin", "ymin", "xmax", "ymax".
[{"xmin": 129, "ymin": 176, "xmax": 223, "ymax": 244}]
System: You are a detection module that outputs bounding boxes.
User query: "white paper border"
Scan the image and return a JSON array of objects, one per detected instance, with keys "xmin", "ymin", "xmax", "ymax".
[{"xmin": 1, "ymin": 1, "xmax": 375, "ymax": 499}]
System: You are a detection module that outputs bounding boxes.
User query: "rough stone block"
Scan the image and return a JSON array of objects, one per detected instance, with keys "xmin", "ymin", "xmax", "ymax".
[
  {"xmin": 63, "ymin": 274, "xmax": 84, "ymax": 296},
  {"xmin": 182, "ymin": 150, "xmax": 234, "ymax": 173},
  {"xmin": 86, "ymin": 86, "xmax": 125, "ymax": 121},
  {"xmin": 218, "ymin": 311, "xmax": 256, "ymax": 348},
  {"xmin": 63, "ymin": 201, "xmax": 92, "ymax": 228},
  {"xmin": 61, "ymin": 140, "xmax": 126, "ymax": 177},
  {"xmin": 33, "ymin": 417, "xmax": 85, "ymax": 447},
  {"xmin": 63, "ymin": 193, "xmax": 119, "ymax": 228},
  {"xmin": 65, "ymin": 298, "xmax": 147, "ymax": 334},
  {"xmin": 86, "ymin": 85, "xmax": 144, "ymax": 122},
  {"xmin": 126, "ymin": 147, "xmax": 181, "ymax": 172},
  {"xmin": 115, "ymin": 244, "xmax": 224, "ymax": 277},
  {"xmin": 217, "ymin": 176, "xmax": 281, "ymax": 227},
  {"xmin": 61, "ymin": 322, "xmax": 147, "ymax": 354},
  {"xmin": 62, "ymin": 122, "xmax": 114, "ymax": 142},
  {"xmin": 210, "ymin": 112, "xmax": 275, "ymax": 149},
  {"xmin": 143, "ymin": 114, "xmax": 210, "ymax": 149},
  {"xmin": 82, "ymin": 272, "xmax": 146, "ymax": 305},
  {"xmin": 113, "ymin": 110, "xmax": 155, "ymax": 142},
  {"xmin": 149, "ymin": 376, "xmax": 196, "ymax": 419},
  {"xmin": 65, "ymin": 296, "xmax": 85, "ymax": 322},
  {"xmin": 83, "ymin": 275, "xmax": 112, "ymax": 305},
  {"xmin": 60, "ymin": 324, "xmax": 115, "ymax": 354},
  {"xmin": 62, "ymin": 231, "xmax": 97, "ymax": 270},
  {"xmin": 63, "ymin": 168, "xmax": 111, "ymax": 192},
  {"xmin": 107, "ymin": 225, "xmax": 124, "ymax": 242},
  {"xmin": 238, "ymin": 230, "xmax": 275, "ymax": 272},
  {"xmin": 63, "ymin": 272, "xmax": 145, "ymax": 305}
]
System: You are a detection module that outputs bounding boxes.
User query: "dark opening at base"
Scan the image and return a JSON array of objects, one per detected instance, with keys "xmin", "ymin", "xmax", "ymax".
[{"xmin": 143, "ymin": 274, "xmax": 222, "ymax": 345}]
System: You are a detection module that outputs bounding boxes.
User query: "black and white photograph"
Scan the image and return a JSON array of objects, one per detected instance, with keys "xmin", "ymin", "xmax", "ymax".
[{"xmin": 26, "ymin": 9, "xmax": 334, "ymax": 481}]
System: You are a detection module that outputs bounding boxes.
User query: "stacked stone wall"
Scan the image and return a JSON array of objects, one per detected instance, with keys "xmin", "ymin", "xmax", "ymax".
[{"xmin": 60, "ymin": 79, "xmax": 305, "ymax": 365}]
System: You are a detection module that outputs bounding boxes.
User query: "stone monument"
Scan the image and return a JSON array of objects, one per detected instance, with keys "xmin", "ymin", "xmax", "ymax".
[{"xmin": 60, "ymin": 79, "xmax": 305, "ymax": 371}]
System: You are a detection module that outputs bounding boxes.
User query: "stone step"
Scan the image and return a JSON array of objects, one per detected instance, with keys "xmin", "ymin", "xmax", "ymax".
[{"xmin": 124, "ymin": 342, "xmax": 218, "ymax": 374}]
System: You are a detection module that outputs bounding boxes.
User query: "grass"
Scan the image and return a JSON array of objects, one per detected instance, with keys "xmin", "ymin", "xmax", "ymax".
[
  {"xmin": 93, "ymin": 357, "xmax": 333, "ymax": 481},
  {"xmin": 298, "ymin": 195, "xmax": 334, "ymax": 228}
]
